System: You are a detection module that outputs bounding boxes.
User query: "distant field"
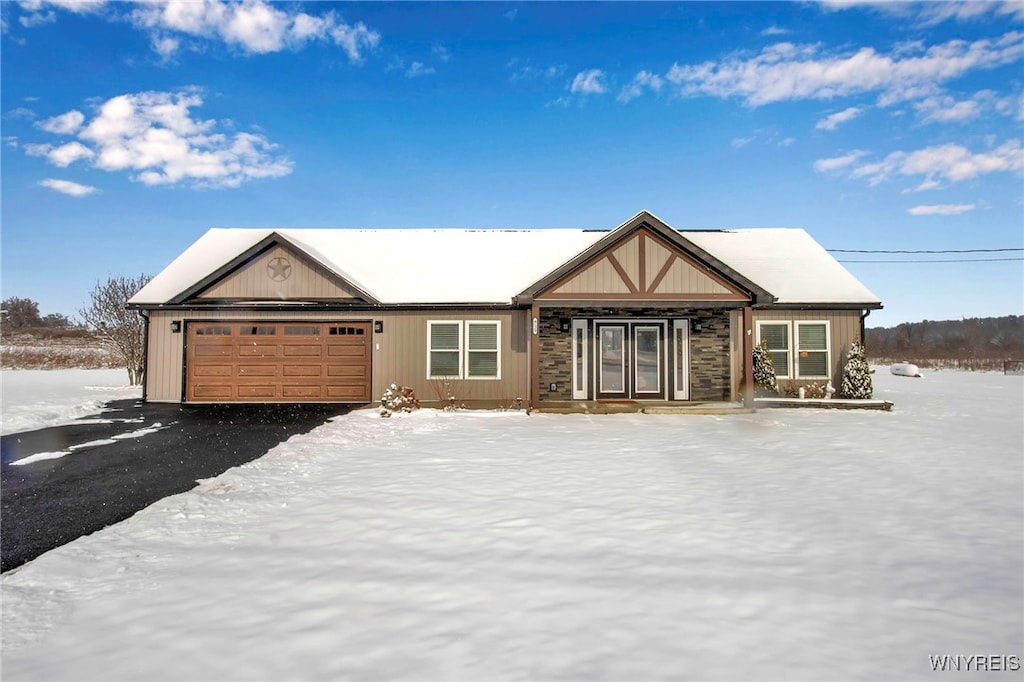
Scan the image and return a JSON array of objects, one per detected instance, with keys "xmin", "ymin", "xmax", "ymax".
[{"xmin": 0, "ymin": 329, "xmax": 121, "ymax": 370}]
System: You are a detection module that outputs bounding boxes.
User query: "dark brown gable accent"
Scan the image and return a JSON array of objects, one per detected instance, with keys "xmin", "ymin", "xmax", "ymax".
[{"xmin": 535, "ymin": 225, "xmax": 750, "ymax": 302}]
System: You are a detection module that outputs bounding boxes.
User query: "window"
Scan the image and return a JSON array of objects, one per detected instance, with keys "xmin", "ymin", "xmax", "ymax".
[
  {"xmin": 466, "ymin": 321, "xmax": 500, "ymax": 379},
  {"xmin": 757, "ymin": 322, "xmax": 791, "ymax": 378},
  {"xmin": 195, "ymin": 325, "xmax": 231, "ymax": 336},
  {"xmin": 329, "ymin": 326, "xmax": 365, "ymax": 335},
  {"xmin": 284, "ymin": 325, "xmax": 320, "ymax": 335},
  {"xmin": 240, "ymin": 325, "xmax": 275, "ymax": 335},
  {"xmin": 796, "ymin": 321, "xmax": 830, "ymax": 379},
  {"xmin": 428, "ymin": 321, "xmax": 463, "ymax": 378},
  {"xmin": 427, "ymin": 320, "xmax": 502, "ymax": 380}
]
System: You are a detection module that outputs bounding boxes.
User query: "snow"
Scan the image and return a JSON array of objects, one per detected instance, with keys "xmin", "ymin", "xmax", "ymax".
[
  {"xmin": 683, "ymin": 228, "xmax": 882, "ymax": 305},
  {"xmin": 2, "ymin": 370, "xmax": 1021, "ymax": 680},
  {"xmin": 10, "ymin": 423, "xmax": 170, "ymax": 466},
  {"xmin": 1, "ymin": 369, "xmax": 141, "ymax": 435},
  {"xmin": 129, "ymin": 213, "xmax": 880, "ymax": 307}
]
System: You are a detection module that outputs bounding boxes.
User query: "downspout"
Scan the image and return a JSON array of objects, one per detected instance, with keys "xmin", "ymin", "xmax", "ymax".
[
  {"xmin": 860, "ymin": 309, "xmax": 871, "ymax": 345},
  {"xmin": 138, "ymin": 309, "xmax": 149, "ymax": 402}
]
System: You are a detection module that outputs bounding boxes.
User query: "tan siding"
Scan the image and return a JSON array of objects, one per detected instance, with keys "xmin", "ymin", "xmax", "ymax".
[
  {"xmin": 644, "ymin": 237, "xmax": 672, "ymax": 291},
  {"xmin": 550, "ymin": 257, "xmax": 632, "ymax": 295},
  {"xmin": 145, "ymin": 309, "xmax": 529, "ymax": 404},
  {"xmin": 196, "ymin": 244, "xmax": 361, "ymax": 300},
  {"xmin": 611, "ymin": 234, "xmax": 640, "ymax": 287},
  {"xmin": 652, "ymin": 257, "xmax": 735, "ymax": 296},
  {"xmin": 735, "ymin": 310, "xmax": 863, "ymax": 394}
]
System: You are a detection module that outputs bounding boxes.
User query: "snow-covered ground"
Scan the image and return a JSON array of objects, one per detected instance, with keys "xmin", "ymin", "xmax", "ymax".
[
  {"xmin": 1, "ymin": 369, "xmax": 140, "ymax": 435},
  {"xmin": 2, "ymin": 370, "xmax": 1022, "ymax": 681}
]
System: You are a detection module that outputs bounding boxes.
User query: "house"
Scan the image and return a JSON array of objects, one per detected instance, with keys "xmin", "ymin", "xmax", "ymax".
[{"xmin": 128, "ymin": 211, "xmax": 882, "ymax": 408}]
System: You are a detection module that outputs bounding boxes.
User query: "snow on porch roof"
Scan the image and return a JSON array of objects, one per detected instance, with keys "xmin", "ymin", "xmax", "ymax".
[{"xmin": 129, "ymin": 223, "xmax": 881, "ymax": 307}]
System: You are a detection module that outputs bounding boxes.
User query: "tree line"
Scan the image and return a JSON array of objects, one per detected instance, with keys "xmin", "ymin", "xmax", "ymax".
[
  {"xmin": 2, "ymin": 275, "xmax": 151, "ymax": 384},
  {"xmin": 866, "ymin": 315, "xmax": 1024, "ymax": 367}
]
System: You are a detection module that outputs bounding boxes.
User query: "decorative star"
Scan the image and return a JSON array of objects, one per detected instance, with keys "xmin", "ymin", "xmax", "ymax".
[{"xmin": 267, "ymin": 257, "xmax": 292, "ymax": 282}]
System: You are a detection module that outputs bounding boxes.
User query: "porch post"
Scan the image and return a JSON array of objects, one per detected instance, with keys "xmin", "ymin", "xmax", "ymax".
[
  {"xmin": 530, "ymin": 304, "xmax": 541, "ymax": 409},
  {"xmin": 743, "ymin": 305, "xmax": 754, "ymax": 409}
]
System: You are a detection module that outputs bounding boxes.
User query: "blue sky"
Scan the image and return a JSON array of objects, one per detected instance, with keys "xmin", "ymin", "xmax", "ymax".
[{"xmin": 2, "ymin": 1, "xmax": 1022, "ymax": 328}]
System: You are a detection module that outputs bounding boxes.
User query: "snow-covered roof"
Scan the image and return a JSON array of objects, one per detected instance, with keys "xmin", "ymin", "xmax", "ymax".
[
  {"xmin": 130, "ymin": 220, "xmax": 881, "ymax": 307},
  {"xmin": 683, "ymin": 228, "xmax": 881, "ymax": 305}
]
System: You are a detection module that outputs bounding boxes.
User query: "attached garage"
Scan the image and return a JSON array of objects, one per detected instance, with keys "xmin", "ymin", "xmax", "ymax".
[{"xmin": 185, "ymin": 321, "xmax": 371, "ymax": 403}]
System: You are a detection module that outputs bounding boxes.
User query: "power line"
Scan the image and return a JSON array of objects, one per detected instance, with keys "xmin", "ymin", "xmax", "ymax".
[
  {"xmin": 838, "ymin": 257, "xmax": 1024, "ymax": 263},
  {"xmin": 829, "ymin": 247, "xmax": 1023, "ymax": 254}
]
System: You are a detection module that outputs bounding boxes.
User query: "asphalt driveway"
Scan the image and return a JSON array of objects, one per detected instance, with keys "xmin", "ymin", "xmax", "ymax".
[{"xmin": 1, "ymin": 399, "xmax": 349, "ymax": 572}]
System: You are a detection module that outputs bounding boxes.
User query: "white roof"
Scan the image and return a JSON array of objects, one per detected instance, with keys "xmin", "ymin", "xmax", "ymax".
[
  {"xmin": 683, "ymin": 228, "xmax": 881, "ymax": 305},
  {"xmin": 130, "ymin": 224, "xmax": 880, "ymax": 306}
]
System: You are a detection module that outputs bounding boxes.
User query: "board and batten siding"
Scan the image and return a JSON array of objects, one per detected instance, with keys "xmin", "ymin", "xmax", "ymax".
[
  {"xmin": 144, "ymin": 309, "xmax": 530, "ymax": 404},
  {"xmin": 196, "ymin": 244, "xmax": 362, "ymax": 301},
  {"xmin": 729, "ymin": 309, "xmax": 864, "ymax": 398}
]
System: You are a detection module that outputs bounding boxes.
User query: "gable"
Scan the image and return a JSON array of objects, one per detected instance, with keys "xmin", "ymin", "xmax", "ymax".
[
  {"xmin": 192, "ymin": 242, "xmax": 366, "ymax": 302},
  {"xmin": 539, "ymin": 227, "xmax": 749, "ymax": 301}
]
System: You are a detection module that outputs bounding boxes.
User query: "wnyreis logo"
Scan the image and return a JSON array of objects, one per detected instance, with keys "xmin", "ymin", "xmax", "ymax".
[{"xmin": 929, "ymin": 655, "xmax": 1021, "ymax": 672}]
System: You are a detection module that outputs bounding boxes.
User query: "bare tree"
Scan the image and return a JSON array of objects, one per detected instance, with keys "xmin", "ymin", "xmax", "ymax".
[{"xmin": 78, "ymin": 275, "xmax": 151, "ymax": 385}]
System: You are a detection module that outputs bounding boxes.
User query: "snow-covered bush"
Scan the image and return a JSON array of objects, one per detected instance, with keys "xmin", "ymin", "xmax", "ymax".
[
  {"xmin": 380, "ymin": 384, "xmax": 420, "ymax": 417},
  {"xmin": 753, "ymin": 339, "xmax": 779, "ymax": 396},
  {"xmin": 841, "ymin": 341, "xmax": 873, "ymax": 399}
]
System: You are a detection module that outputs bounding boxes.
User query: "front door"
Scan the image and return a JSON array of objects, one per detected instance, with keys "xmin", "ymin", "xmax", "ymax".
[{"xmin": 594, "ymin": 322, "xmax": 667, "ymax": 400}]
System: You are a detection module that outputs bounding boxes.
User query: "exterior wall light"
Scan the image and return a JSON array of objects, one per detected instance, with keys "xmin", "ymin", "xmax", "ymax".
[
  {"xmin": 170, "ymin": 320, "xmax": 182, "ymax": 333},
  {"xmin": 374, "ymin": 320, "xmax": 384, "ymax": 333}
]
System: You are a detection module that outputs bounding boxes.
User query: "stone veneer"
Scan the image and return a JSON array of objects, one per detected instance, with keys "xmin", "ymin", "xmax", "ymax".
[{"xmin": 538, "ymin": 307, "xmax": 734, "ymax": 402}]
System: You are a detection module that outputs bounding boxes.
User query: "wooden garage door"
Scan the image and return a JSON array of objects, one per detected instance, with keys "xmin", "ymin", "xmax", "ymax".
[{"xmin": 186, "ymin": 322, "xmax": 371, "ymax": 403}]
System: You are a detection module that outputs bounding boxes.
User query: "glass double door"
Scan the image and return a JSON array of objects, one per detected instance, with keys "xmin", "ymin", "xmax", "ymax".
[{"xmin": 596, "ymin": 322, "xmax": 664, "ymax": 399}]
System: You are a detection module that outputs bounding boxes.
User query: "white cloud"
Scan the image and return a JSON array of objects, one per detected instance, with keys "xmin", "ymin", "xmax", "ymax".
[
  {"xmin": 36, "ymin": 109, "xmax": 85, "ymax": 134},
  {"xmin": 830, "ymin": 139, "xmax": 1023, "ymax": 187},
  {"xmin": 48, "ymin": 141, "xmax": 96, "ymax": 167},
  {"xmin": 815, "ymin": 106, "xmax": 862, "ymax": 131},
  {"xmin": 432, "ymin": 44, "xmax": 451, "ymax": 62},
  {"xmin": 779, "ymin": 136, "xmax": 795, "ymax": 147},
  {"xmin": 508, "ymin": 60, "xmax": 565, "ymax": 83},
  {"xmin": 27, "ymin": 89, "xmax": 293, "ymax": 189},
  {"xmin": 617, "ymin": 70, "xmax": 663, "ymax": 103},
  {"xmin": 19, "ymin": 0, "xmax": 381, "ymax": 61},
  {"xmin": 820, "ymin": 0, "xmax": 1024, "ymax": 25},
  {"xmin": 761, "ymin": 25, "xmax": 789, "ymax": 36},
  {"xmin": 907, "ymin": 203, "xmax": 976, "ymax": 216},
  {"xmin": 913, "ymin": 90, "xmax": 1020, "ymax": 124},
  {"xmin": 38, "ymin": 178, "xmax": 97, "ymax": 197},
  {"xmin": 813, "ymin": 150, "xmax": 869, "ymax": 172},
  {"xmin": 665, "ymin": 31, "xmax": 1023, "ymax": 107},
  {"xmin": 405, "ymin": 61, "xmax": 435, "ymax": 78},
  {"xmin": 731, "ymin": 137, "xmax": 753, "ymax": 149},
  {"xmin": 570, "ymin": 69, "xmax": 608, "ymax": 95},
  {"xmin": 19, "ymin": 10, "xmax": 55, "ymax": 27}
]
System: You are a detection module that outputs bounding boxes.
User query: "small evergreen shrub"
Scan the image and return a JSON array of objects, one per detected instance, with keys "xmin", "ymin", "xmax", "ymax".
[
  {"xmin": 753, "ymin": 339, "xmax": 779, "ymax": 396},
  {"xmin": 380, "ymin": 384, "xmax": 420, "ymax": 417},
  {"xmin": 841, "ymin": 341, "xmax": 873, "ymax": 399}
]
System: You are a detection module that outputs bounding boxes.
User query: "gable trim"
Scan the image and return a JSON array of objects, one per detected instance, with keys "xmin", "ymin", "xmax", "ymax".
[
  {"xmin": 168, "ymin": 232, "xmax": 380, "ymax": 305},
  {"xmin": 519, "ymin": 211, "xmax": 772, "ymax": 304}
]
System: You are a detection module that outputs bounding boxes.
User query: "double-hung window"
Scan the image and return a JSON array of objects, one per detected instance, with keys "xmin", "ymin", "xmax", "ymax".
[
  {"xmin": 757, "ymin": 322, "xmax": 792, "ymax": 378},
  {"xmin": 427, "ymin": 320, "xmax": 501, "ymax": 379},
  {"xmin": 795, "ymin": 321, "xmax": 830, "ymax": 379}
]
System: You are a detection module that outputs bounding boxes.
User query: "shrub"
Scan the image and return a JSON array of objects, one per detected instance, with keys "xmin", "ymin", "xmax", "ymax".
[
  {"xmin": 379, "ymin": 384, "xmax": 420, "ymax": 417},
  {"xmin": 753, "ymin": 339, "xmax": 779, "ymax": 396},
  {"xmin": 841, "ymin": 341, "xmax": 873, "ymax": 399}
]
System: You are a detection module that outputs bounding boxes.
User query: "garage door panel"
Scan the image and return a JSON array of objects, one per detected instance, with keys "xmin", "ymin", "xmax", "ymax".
[
  {"xmin": 237, "ymin": 385, "xmax": 277, "ymax": 398},
  {"xmin": 192, "ymin": 385, "xmax": 232, "ymax": 399},
  {"xmin": 194, "ymin": 365, "xmax": 231, "ymax": 377},
  {"xmin": 195, "ymin": 345, "xmax": 232, "ymax": 357},
  {"xmin": 283, "ymin": 345, "xmax": 322, "ymax": 357},
  {"xmin": 238, "ymin": 365, "xmax": 279, "ymax": 377},
  {"xmin": 283, "ymin": 365, "xmax": 322, "ymax": 377},
  {"xmin": 187, "ymin": 321, "xmax": 370, "ymax": 404},
  {"xmin": 282, "ymin": 385, "xmax": 323, "ymax": 398}
]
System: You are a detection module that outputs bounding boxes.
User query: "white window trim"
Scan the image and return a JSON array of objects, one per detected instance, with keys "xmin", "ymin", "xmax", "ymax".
[
  {"xmin": 672, "ymin": 318, "xmax": 690, "ymax": 400},
  {"xmin": 427, "ymin": 320, "xmax": 463, "ymax": 380},
  {"xmin": 465, "ymin": 320, "xmax": 501, "ymax": 380},
  {"xmin": 795, "ymin": 320, "xmax": 831, "ymax": 380},
  {"xmin": 571, "ymin": 319, "xmax": 588, "ymax": 400},
  {"xmin": 756, "ymin": 320, "xmax": 793, "ymax": 379}
]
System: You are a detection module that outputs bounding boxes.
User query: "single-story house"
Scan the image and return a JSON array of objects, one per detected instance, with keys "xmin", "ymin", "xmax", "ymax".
[{"xmin": 128, "ymin": 211, "xmax": 882, "ymax": 408}]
